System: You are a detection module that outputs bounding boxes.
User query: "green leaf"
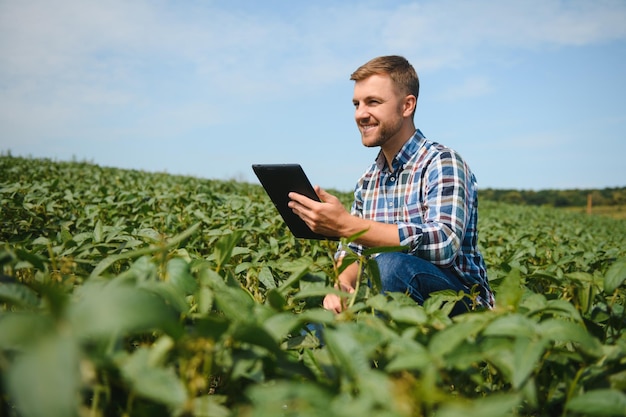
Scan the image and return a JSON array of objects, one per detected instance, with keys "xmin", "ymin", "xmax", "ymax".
[
  {"xmin": 429, "ymin": 319, "xmax": 486, "ymax": 358},
  {"xmin": 245, "ymin": 380, "xmax": 333, "ymax": 417},
  {"xmin": 90, "ymin": 223, "xmax": 200, "ymax": 278},
  {"xmin": 263, "ymin": 311, "xmax": 301, "ymax": 341},
  {"xmin": 69, "ymin": 279, "xmax": 182, "ymax": 340},
  {"xmin": 297, "ymin": 308, "xmax": 336, "ymax": 327},
  {"xmin": 291, "ymin": 286, "xmax": 345, "ymax": 301},
  {"xmin": 119, "ymin": 347, "xmax": 188, "ymax": 411},
  {"xmin": 0, "ymin": 282, "xmax": 40, "ymax": 308},
  {"xmin": 214, "ymin": 230, "xmax": 244, "ymax": 271},
  {"xmin": 530, "ymin": 298, "xmax": 583, "ymax": 322},
  {"xmin": 323, "ymin": 324, "xmax": 379, "ymax": 384},
  {"xmin": 0, "ymin": 312, "xmax": 55, "ymax": 350},
  {"xmin": 167, "ymin": 257, "xmax": 198, "ymax": 294},
  {"xmin": 437, "ymin": 393, "xmax": 521, "ymax": 417},
  {"xmin": 386, "ymin": 337, "xmax": 431, "ymax": 372},
  {"xmin": 232, "ymin": 321, "xmax": 281, "ymax": 352},
  {"xmin": 538, "ymin": 318, "xmax": 603, "ymax": 356},
  {"xmin": 213, "ymin": 285, "xmax": 255, "ymax": 323},
  {"xmin": 483, "ymin": 314, "xmax": 539, "ymax": 339},
  {"xmin": 366, "ymin": 257, "xmax": 382, "ymax": 294},
  {"xmin": 258, "ymin": 266, "xmax": 276, "ymax": 289},
  {"xmin": 7, "ymin": 333, "xmax": 81, "ymax": 417},
  {"xmin": 196, "ymin": 285, "xmax": 214, "ymax": 315},
  {"xmin": 604, "ymin": 258, "xmax": 626, "ymax": 293},
  {"xmin": 566, "ymin": 389, "xmax": 626, "ymax": 416},
  {"xmin": 265, "ymin": 288, "xmax": 286, "ymax": 310},
  {"xmin": 140, "ymin": 280, "xmax": 190, "ymax": 315},
  {"xmin": 388, "ymin": 305, "xmax": 428, "ymax": 325},
  {"xmin": 193, "ymin": 315, "xmax": 230, "ymax": 340},
  {"xmin": 15, "ymin": 248, "xmax": 46, "ymax": 271},
  {"xmin": 510, "ymin": 337, "xmax": 548, "ymax": 389},
  {"xmin": 494, "ymin": 269, "xmax": 524, "ymax": 311},
  {"xmin": 192, "ymin": 395, "xmax": 231, "ymax": 417},
  {"xmin": 93, "ymin": 219, "xmax": 103, "ymax": 243},
  {"xmin": 276, "ymin": 265, "xmax": 310, "ymax": 296},
  {"xmin": 344, "ymin": 229, "xmax": 369, "ymax": 244}
]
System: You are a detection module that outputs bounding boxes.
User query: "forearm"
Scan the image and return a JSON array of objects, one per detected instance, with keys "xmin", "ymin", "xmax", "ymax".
[{"xmin": 340, "ymin": 216, "xmax": 401, "ymax": 248}]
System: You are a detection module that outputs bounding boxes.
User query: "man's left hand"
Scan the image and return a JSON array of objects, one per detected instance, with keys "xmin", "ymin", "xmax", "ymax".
[{"xmin": 288, "ymin": 186, "xmax": 350, "ymax": 238}]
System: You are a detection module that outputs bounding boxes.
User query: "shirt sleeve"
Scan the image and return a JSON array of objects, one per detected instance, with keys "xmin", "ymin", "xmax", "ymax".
[{"xmin": 398, "ymin": 150, "xmax": 474, "ymax": 266}]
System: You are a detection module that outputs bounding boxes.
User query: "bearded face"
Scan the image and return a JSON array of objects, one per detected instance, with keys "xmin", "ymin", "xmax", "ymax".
[{"xmin": 352, "ymin": 74, "xmax": 415, "ymax": 155}]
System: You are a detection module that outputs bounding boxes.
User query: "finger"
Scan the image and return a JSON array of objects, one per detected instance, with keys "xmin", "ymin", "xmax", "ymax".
[
  {"xmin": 316, "ymin": 186, "xmax": 330, "ymax": 201},
  {"xmin": 319, "ymin": 188, "xmax": 340, "ymax": 206},
  {"xmin": 288, "ymin": 192, "xmax": 303, "ymax": 203},
  {"xmin": 323, "ymin": 295, "xmax": 342, "ymax": 314},
  {"xmin": 289, "ymin": 192, "xmax": 316, "ymax": 209}
]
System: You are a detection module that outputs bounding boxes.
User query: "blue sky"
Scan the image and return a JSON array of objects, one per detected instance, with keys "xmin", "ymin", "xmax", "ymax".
[{"xmin": 1, "ymin": 0, "xmax": 625, "ymax": 192}]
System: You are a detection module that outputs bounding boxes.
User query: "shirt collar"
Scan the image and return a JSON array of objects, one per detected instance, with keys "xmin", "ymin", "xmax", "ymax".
[{"xmin": 375, "ymin": 129, "xmax": 425, "ymax": 172}]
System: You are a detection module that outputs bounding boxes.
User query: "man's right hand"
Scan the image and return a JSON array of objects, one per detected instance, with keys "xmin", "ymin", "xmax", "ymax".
[{"xmin": 323, "ymin": 281, "xmax": 355, "ymax": 314}]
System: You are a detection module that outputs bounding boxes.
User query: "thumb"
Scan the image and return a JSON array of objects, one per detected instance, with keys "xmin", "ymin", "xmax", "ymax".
[{"xmin": 315, "ymin": 186, "xmax": 332, "ymax": 201}]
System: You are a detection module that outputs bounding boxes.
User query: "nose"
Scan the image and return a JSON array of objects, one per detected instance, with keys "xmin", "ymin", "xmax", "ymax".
[{"xmin": 354, "ymin": 104, "xmax": 369, "ymax": 121}]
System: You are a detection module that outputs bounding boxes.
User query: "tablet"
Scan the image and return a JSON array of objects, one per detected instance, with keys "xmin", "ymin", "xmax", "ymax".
[{"xmin": 252, "ymin": 164, "xmax": 338, "ymax": 240}]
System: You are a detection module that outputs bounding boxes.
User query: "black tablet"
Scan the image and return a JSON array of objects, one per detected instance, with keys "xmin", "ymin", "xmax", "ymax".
[{"xmin": 252, "ymin": 164, "xmax": 338, "ymax": 240}]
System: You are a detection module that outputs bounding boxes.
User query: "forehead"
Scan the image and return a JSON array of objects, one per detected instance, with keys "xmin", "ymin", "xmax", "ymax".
[{"xmin": 352, "ymin": 74, "xmax": 398, "ymax": 100}]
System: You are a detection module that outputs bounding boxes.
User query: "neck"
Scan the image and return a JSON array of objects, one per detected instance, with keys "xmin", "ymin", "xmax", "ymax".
[{"xmin": 381, "ymin": 125, "xmax": 416, "ymax": 168}]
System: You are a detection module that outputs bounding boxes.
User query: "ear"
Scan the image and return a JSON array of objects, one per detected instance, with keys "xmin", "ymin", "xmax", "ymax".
[{"xmin": 402, "ymin": 95, "xmax": 417, "ymax": 118}]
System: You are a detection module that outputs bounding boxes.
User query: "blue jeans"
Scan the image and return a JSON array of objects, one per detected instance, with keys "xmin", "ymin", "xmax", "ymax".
[{"xmin": 375, "ymin": 252, "xmax": 471, "ymax": 316}]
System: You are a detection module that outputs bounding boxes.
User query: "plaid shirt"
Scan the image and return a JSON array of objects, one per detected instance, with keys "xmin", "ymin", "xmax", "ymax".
[{"xmin": 342, "ymin": 129, "xmax": 494, "ymax": 307}]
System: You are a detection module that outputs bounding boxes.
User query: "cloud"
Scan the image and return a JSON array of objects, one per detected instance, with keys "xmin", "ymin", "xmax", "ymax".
[
  {"xmin": 381, "ymin": 0, "xmax": 626, "ymax": 70},
  {"xmin": 1, "ymin": 0, "xmax": 625, "ymax": 153},
  {"xmin": 2, "ymin": 0, "xmax": 625, "ymax": 97}
]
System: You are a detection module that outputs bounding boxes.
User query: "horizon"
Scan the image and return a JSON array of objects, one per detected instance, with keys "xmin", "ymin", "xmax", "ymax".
[{"xmin": 3, "ymin": 150, "xmax": 624, "ymax": 194}]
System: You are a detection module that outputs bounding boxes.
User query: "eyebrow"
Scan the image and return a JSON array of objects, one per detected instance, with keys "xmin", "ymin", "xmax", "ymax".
[{"xmin": 353, "ymin": 94, "xmax": 384, "ymax": 103}]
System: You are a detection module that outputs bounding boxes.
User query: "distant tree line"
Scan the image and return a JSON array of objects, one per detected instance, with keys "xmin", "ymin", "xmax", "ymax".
[{"xmin": 479, "ymin": 187, "xmax": 626, "ymax": 207}]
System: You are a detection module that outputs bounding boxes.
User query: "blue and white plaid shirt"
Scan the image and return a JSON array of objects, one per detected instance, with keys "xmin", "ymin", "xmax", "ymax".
[{"xmin": 341, "ymin": 129, "xmax": 494, "ymax": 307}]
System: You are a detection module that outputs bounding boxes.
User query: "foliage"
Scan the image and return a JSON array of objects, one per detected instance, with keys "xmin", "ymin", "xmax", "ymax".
[
  {"xmin": 1, "ymin": 155, "xmax": 626, "ymax": 417},
  {"xmin": 480, "ymin": 187, "xmax": 626, "ymax": 208}
]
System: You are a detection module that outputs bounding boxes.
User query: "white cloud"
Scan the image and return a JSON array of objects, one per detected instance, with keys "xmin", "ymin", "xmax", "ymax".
[
  {"xmin": 1, "ymin": 0, "xmax": 625, "ymax": 157},
  {"xmin": 381, "ymin": 0, "xmax": 626, "ymax": 70},
  {"xmin": 3, "ymin": 0, "xmax": 625, "ymax": 98}
]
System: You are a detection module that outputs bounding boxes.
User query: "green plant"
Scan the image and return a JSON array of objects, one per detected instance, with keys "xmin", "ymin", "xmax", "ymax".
[{"xmin": 1, "ymin": 156, "xmax": 625, "ymax": 416}]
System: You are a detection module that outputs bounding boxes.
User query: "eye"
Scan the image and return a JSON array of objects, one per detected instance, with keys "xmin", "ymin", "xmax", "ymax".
[{"xmin": 352, "ymin": 101, "xmax": 359, "ymax": 108}]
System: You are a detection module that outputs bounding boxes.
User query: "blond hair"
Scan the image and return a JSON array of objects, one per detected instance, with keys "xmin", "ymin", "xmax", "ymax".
[{"xmin": 350, "ymin": 55, "xmax": 420, "ymax": 101}]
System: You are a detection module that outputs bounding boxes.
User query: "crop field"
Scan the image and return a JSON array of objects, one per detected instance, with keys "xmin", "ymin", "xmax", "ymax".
[{"xmin": 1, "ymin": 155, "xmax": 625, "ymax": 417}]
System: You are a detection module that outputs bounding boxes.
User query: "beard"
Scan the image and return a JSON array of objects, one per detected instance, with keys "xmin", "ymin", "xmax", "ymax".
[{"xmin": 360, "ymin": 116, "xmax": 404, "ymax": 148}]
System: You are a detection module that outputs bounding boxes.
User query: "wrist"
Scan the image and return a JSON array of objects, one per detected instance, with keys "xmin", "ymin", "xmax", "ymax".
[
  {"xmin": 335, "ymin": 281, "xmax": 354, "ymax": 292},
  {"xmin": 339, "ymin": 215, "xmax": 365, "ymax": 240}
]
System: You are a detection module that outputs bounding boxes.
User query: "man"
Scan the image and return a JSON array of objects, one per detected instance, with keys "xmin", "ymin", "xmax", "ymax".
[{"xmin": 288, "ymin": 55, "xmax": 494, "ymax": 315}]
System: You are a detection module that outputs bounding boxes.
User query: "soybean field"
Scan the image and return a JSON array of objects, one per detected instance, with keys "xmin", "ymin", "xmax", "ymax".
[{"xmin": 1, "ymin": 155, "xmax": 625, "ymax": 417}]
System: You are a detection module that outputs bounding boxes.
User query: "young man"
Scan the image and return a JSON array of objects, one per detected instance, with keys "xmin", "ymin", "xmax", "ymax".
[{"xmin": 288, "ymin": 55, "xmax": 494, "ymax": 315}]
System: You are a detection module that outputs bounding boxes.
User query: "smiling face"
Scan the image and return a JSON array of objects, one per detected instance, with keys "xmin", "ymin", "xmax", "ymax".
[{"xmin": 352, "ymin": 74, "xmax": 416, "ymax": 159}]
